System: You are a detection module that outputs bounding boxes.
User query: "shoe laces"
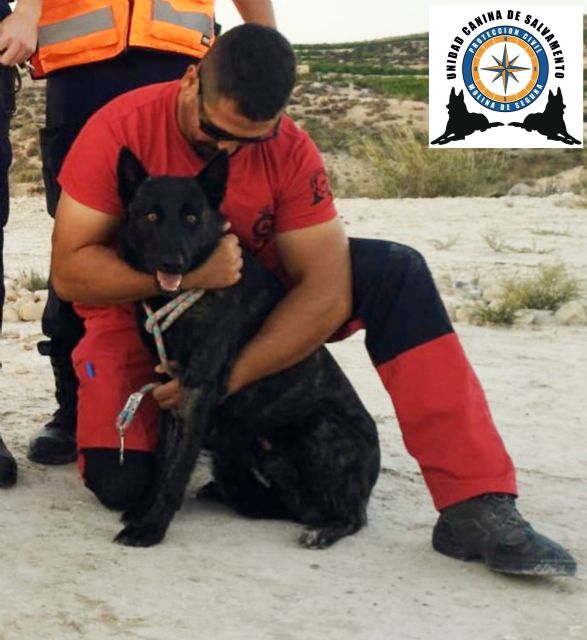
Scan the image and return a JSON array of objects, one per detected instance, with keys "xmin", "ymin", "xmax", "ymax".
[{"xmin": 478, "ymin": 493, "xmax": 528, "ymax": 529}]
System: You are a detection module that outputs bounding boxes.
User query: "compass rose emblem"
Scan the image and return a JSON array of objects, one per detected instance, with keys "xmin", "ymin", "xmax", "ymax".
[
  {"xmin": 481, "ymin": 43, "xmax": 530, "ymax": 93},
  {"xmin": 462, "ymin": 26, "xmax": 549, "ymax": 112}
]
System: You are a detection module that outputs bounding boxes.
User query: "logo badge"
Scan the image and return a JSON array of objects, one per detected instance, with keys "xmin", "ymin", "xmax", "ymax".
[{"xmin": 429, "ymin": 6, "xmax": 583, "ymax": 148}]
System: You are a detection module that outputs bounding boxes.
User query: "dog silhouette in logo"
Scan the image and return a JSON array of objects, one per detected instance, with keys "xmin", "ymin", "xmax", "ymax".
[
  {"xmin": 509, "ymin": 88, "xmax": 581, "ymax": 145},
  {"xmin": 431, "ymin": 88, "xmax": 503, "ymax": 145}
]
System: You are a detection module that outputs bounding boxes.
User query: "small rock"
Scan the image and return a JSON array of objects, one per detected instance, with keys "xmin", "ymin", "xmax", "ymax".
[
  {"xmin": 4, "ymin": 285, "xmax": 17, "ymax": 302},
  {"xmin": 14, "ymin": 294, "xmax": 35, "ymax": 311},
  {"xmin": 532, "ymin": 310, "xmax": 556, "ymax": 326},
  {"xmin": 33, "ymin": 289, "xmax": 49, "ymax": 303},
  {"xmin": 2, "ymin": 306, "xmax": 19, "ymax": 323},
  {"xmin": 455, "ymin": 306, "xmax": 473, "ymax": 323},
  {"xmin": 513, "ymin": 309, "xmax": 536, "ymax": 326},
  {"xmin": 18, "ymin": 300, "xmax": 45, "ymax": 322},
  {"xmin": 482, "ymin": 284, "xmax": 506, "ymax": 303},
  {"xmin": 554, "ymin": 301, "xmax": 587, "ymax": 326},
  {"xmin": 465, "ymin": 287, "xmax": 482, "ymax": 301},
  {"xmin": 507, "ymin": 182, "xmax": 534, "ymax": 196}
]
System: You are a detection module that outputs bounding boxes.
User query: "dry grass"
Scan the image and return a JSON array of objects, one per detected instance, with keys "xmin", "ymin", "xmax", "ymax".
[{"xmin": 355, "ymin": 126, "xmax": 508, "ymax": 198}]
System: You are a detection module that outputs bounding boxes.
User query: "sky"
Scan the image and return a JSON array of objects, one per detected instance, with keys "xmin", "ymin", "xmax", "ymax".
[{"xmin": 216, "ymin": 1, "xmax": 587, "ymax": 43}]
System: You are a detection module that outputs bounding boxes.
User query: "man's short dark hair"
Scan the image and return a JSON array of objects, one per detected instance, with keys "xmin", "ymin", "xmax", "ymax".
[{"xmin": 200, "ymin": 23, "xmax": 296, "ymax": 121}]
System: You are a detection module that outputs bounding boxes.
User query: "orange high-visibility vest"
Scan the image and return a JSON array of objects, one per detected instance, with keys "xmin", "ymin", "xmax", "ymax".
[{"xmin": 31, "ymin": 0, "xmax": 215, "ymax": 78}]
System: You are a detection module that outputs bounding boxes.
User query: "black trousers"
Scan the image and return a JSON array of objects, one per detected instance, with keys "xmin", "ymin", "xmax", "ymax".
[
  {"xmin": 40, "ymin": 50, "xmax": 198, "ymax": 354},
  {"xmin": 0, "ymin": 60, "xmax": 15, "ymax": 334}
]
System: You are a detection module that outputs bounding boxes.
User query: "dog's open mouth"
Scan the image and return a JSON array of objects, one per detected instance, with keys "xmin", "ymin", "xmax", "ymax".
[{"xmin": 156, "ymin": 271, "xmax": 183, "ymax": 292}]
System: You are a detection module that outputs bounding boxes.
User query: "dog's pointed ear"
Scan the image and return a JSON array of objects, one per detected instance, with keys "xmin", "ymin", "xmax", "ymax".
[
  {"xmin": 557, "ymin": 87, "xmax": 562, "ymax": 97},
  {"xmin": 549, "ymin": 89, "xmax": 554, "ymax": 98},
  {"xmin": 117, "ymin": 146, "xmax": 149, "ymax": 208},
  {"xmin": 197, "ymin": 151, "xmax": 229, "ymax": 210}
]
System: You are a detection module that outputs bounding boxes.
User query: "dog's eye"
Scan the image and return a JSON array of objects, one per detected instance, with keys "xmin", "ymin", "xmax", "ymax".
[
  {"xmin": 185, "ymin": 214, "xmax": 197, "ymax": 224},
  {"xmin": 146, "ymin": 212, "xmax": 158, "ymax": 223}
]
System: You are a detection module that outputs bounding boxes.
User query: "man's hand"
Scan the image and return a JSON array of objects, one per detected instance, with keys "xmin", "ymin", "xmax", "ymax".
[
  {"xmin": 182, "ymin": 225, "xmax": 243, "ymax": 290},
  {"xmin": 152, "ymin": 363, "xmax": 181, "ymax": 410},
  {"xmin": 0, "ymin": 0, "xmax": 40, "ymax": 67}
]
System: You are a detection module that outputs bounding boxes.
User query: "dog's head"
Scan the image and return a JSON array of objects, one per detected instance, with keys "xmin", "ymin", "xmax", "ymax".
[
  {"xmin": 546, "ymin": 87, "xmax": 565, "ymax": 112},
  {"xmin": 447, "ymin": 88, "xmax": 467, "ymax": 115},
  {"xmin": 117, "ymin": 147, "xmax": 228, "ymax": 293}
]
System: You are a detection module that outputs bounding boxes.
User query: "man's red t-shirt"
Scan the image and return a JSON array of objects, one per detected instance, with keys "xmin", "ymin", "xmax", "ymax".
[{"xmin": 59, "ymin": 80, "xmax": 337, "ymax": 327}]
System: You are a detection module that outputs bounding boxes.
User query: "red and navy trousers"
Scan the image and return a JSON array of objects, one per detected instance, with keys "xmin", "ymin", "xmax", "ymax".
[{"xmin": 73, "ymin": 238, "xmax": 517, "ymax": 511}]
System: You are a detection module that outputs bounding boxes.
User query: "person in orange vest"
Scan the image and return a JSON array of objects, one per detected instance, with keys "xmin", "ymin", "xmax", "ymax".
[
  {"xmin": 24, "ymin": 0, "xmax": 277, "ymax": 466},
  {"xmin": 0, "ymin": 0, "xmax": 40, "ymax": 487}
]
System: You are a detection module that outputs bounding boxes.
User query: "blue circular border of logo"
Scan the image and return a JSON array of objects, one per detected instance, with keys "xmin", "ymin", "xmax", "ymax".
[{"xmin": 462, "ymin": 26, "xmax": 549, "ymax": 112}]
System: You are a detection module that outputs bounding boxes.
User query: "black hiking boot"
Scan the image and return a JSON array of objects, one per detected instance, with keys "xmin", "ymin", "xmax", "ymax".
[
  {"xmin": 432, "ymin": 493, "xmax": 577, "ymax": 576},
  {"xmin": 27, "ymin": 352, "xmax": 77, "ymax": 465},
  {"xmin": 0, "ymin": 433, "xmax": 17, "ymax": 487}
]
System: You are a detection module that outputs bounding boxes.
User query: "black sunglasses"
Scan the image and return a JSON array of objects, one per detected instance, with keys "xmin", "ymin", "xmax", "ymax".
[{"xmin": 197, "ymin": 78, "xmax": 281, "ymax": 144}]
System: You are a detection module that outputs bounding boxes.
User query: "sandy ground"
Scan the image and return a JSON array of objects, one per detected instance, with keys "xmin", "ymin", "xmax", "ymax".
[{"xmin": 0, "ymin": 195, "xmax": 586, "ymax": 640}]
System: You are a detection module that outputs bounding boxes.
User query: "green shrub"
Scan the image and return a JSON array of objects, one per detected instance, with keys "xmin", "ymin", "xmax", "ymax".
[
  {"xmin": 353, "ymin": 76, "xmax": 428, "ymax": 101},
  {"xmin": 472, "ymin": 263, "xmax": 581, "ymax": 325},
  {"xmin": 19, "ymin": 269, "xmax": 49, "ymax": 292}
]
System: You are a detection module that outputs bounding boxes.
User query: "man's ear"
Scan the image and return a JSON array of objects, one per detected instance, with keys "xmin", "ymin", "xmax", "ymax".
[
  {"xmin": 117, "ymin": 146, "xmax": 149, "ymax": 207},
  {"xmin": 196, "ymin": 151, "xmax": 229, "ymax": 210}
]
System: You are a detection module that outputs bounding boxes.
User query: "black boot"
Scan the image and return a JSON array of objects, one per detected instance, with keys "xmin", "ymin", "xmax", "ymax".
[
  {"xmin": 432, "ymin": 493, "xmax": 577, "ymax": 576},
  {"xmin": 0, "ymin": 433, "xmax": 17, "ymax": 487},
  {"xmin": 27, "ymin": 348, "xmax": 78, "ymax": 465}
]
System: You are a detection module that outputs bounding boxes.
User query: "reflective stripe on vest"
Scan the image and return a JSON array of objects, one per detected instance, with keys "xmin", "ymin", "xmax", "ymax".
[
  {"xmin": 153, "ymin": 0, "xmax": 213, "ymax": 37},
  {"xmin": 38, "ymin": 7, "xmax": 115, "ymax": 47}
]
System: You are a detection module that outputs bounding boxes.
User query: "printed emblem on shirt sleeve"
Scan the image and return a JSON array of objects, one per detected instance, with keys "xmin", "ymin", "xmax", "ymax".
[
  {"xmin": 251, "ymin": 206, "xmax": 275, "ymax": 253},
  {"xmin": 310, "ymin": 168, "xmax": 332, "ymax": 205}
]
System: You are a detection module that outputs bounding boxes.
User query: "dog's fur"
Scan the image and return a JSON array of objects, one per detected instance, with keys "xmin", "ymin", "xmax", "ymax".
[
  {"xmin": 114, "ymin": 147, "xmax": 380, "ymax": 548},
  {"xmin": 509, "ymin": 88, "xmax": 581, "ymax": 145},
  {"xmin": 431, "ymin": 88, "xmax": 503, "ymax": 145}
]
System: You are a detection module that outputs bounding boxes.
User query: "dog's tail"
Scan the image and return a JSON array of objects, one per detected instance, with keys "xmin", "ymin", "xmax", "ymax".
[
  {"xmin": 508, "ymin": 122, "xmax": 525, "ymax": 128},
  {"xmin": 487, "ymin": 122, "xmax": 504, "ymax": 128}
]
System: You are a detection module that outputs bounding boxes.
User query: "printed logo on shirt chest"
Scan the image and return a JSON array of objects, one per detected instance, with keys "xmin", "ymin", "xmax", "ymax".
[
  {"xmin": 251, "ymin": 205, "xmax": 276, "ymax": 253},
  {"xmin": 310, "ymin": 169, "xmax": 332, "ymax": 205}
]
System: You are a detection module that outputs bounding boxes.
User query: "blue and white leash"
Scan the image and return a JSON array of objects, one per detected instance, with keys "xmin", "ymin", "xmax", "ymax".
[{"xmin": 115, "ymin": 289, "xmax": 205, "ymax": 464}]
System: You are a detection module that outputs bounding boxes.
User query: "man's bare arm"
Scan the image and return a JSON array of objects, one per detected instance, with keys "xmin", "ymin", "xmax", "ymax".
[
  {"xmin": 51, "ymin": 192, "xmax": 243, "ymax": 304},
  {"xmin": 231, "ymin": 0, "xmax": 277, "ymax": 27},
  {"xmin": 226, "ymin": 217, "xmax": 351, "ymax": 394}
]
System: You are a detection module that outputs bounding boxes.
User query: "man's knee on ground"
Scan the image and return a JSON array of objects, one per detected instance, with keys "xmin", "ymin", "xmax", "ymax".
[{"xmin": 82, "ymin": 449, "xmax": 155, "ymax": 511}]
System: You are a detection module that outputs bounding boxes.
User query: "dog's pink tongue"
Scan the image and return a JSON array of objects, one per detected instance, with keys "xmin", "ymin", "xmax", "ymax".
[{"xmin": 156, "ymin": 271, "xmax": 183, "ymax": 292}]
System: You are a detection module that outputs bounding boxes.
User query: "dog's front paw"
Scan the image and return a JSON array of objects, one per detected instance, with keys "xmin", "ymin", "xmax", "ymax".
[
  {"xmin": 299, "ymin": 526, "xmax": 349, "ymax": 550},
  {"xmin": 113, "ymin": 522, "xmax": 167, "ymax": 547},
  {"xmin": 120, "ymin": 500, "xmax": 151, "ymax": 525}
]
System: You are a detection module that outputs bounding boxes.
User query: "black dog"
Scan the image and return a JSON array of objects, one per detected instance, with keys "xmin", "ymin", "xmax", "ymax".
[
  {"xmin": 509, "ymin": 88, "xmax": 581, "ymax": 145},
  {"xmin": 114, "ymin": 147, "xmax": 380, "ymax": 548},
  {"xmin": 431, "ymin": 87, "xmax": 503, "ymax": 145}
]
